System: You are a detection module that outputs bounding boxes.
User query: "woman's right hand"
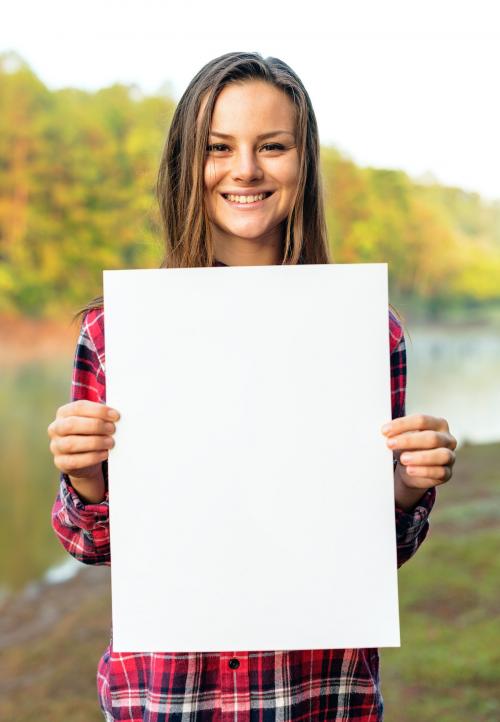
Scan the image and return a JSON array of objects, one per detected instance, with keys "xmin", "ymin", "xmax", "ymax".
[{"xmin": 48, "ymin": 400, "xmax": 120, "ymax": 503}]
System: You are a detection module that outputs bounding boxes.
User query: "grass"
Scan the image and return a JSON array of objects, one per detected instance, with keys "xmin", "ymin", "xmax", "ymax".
[
  {"xmin": 1, "ymin": 442, "xmax": 499, "ymax": 721},
  {"xmin": 381, "ymin": 441, "xmax": 500, "ymax": 721}
]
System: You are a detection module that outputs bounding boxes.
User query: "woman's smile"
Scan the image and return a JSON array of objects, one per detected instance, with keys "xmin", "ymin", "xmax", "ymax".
[{"xmin": 220, "ymin": 190, "xmax": 275, "ymax": 208}]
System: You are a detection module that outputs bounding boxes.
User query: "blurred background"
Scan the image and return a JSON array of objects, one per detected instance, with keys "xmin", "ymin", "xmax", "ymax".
[{"xmin": 1, "ymin": 2, "xmax": 499, "ymax": 720}]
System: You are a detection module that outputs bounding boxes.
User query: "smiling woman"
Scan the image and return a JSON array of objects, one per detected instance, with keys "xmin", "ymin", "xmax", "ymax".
[{"xmin": 49, "ymin": 50, "xmax": 456, "ymax": 722}]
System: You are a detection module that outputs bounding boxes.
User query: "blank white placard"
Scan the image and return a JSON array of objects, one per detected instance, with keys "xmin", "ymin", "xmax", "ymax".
[{"xmin": 103, "ymin": 263, "xmax": 400, "ymax": 652}]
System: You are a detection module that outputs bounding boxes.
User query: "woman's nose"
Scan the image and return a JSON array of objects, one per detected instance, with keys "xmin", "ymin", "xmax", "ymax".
[{"xmin": 231, "ymin": 149, "xmax": 264, "ymax": 182}]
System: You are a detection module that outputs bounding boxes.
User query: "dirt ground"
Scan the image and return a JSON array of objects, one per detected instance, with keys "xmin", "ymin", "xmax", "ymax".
[{"xmin": 0, "ymin": 564, "xmax": 111, "ymax": 721}]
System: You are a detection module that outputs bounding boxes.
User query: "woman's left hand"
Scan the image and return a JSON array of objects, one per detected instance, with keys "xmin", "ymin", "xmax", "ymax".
[{"xmin": 381, "ymin": 414, "xmax": 457, "ymax": 510}]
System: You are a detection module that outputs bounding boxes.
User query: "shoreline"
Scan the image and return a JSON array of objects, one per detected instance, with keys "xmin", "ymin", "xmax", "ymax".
[
  {"xmin": 1, "ymin": 311, "xmax": 499, "ymax": 366},
  {"xmin": 0, "ymin": 314, "xmax": 79, "ymax": 365},
  {"xmin": 0, "ymin": 563, "xmax": 110, "ymax": 653}
]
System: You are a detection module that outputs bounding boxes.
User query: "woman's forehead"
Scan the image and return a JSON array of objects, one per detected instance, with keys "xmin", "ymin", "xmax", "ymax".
[{"xmin": 198, "ymin": 81, "xmax": 296, "ymax": 135}]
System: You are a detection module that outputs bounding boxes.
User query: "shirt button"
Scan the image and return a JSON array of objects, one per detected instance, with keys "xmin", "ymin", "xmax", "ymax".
[{"xmin": 228, "ymin": 657, "xmax": 240, "ymax": 670}]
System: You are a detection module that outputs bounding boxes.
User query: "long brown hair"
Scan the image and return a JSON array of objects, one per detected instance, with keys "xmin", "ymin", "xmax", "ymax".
[{"xmin": 75, "ymin": 51, "xmax": 330, "ymax": 320}]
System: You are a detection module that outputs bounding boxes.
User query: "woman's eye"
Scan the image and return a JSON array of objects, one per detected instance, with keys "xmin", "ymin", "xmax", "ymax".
[
  {"xmin": 206, "ymin": 144, "xmax": 228, "ymax": 152},
  {"xmin": 262, "ymin": 143, "xmax": 285, "ymax": 151}
]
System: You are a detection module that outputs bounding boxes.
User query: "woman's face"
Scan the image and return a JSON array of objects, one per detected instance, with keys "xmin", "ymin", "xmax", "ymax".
[{"xmin": 203, "ymin": 79, "xmax": 299, "ymax": 265}]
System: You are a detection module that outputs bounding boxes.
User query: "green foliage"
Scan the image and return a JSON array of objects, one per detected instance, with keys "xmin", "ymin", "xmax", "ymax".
[
  {"xmin": 321, "ymin": 146, "xmax": 500, "ymax": 309},
  {"xmin": 1, "ymin": 52, "xmax": 499, "ymax": 318}
]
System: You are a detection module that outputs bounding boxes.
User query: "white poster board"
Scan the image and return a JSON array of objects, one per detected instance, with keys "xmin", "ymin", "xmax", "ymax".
[{"xmin": 103, "ymin": 263, "xmax": 400, "ymax": 652}]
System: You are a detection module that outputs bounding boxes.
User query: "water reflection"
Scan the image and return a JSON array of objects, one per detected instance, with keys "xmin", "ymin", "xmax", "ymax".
[
  {"xmin": 0, "ymin": 358, "xmax": 73, "ymax": 600},
  {"xmin": 405, "ymin": 324, "xmax": 500, "ymax": 444}
]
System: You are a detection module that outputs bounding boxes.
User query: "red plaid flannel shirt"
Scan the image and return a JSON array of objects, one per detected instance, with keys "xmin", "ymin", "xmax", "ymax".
[{"xmin": 52, "ymin": 298, "xmax": 435, "ymax": 722}]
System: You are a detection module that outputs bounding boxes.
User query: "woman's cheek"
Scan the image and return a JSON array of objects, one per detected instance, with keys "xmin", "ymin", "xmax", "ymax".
[{"xmin": 204, "ymin": 161, "xmax": 216, "ymax": 191}]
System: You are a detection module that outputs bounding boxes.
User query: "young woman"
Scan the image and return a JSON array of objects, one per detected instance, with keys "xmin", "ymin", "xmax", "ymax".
[{"xmin": 48, "ymin": 51, "xmax": 457, "ymax": 722}]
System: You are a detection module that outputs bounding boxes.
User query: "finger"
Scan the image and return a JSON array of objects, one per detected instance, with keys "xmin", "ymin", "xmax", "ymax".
[
  {"xmin": 382, "ymin": 414, "xmax": 449, "ymax": 437},
  {"xmin": 387, "ymin": 430, "xmax": 452, "ymax": 451},
  {"xmin": 405, "ymin": 465, "xmax": 452, "ymax": 483},
  {"xmin": 54, "ymin": 450, "xmax": 110, "ymax": 474},
  {"xmin": 50, "ymin": 434, "xmax": 115, "ymax": 456},
  {"xmin": 56, "ymin": 400, "xmax": 120, "ymax": 421},
  {"xmin": 51, "ymin": 416, "xmax": 116, "ymax": 438},
  {"xmin": 399, "ymin": 448, "xmax": 455, "ymax": 467}
]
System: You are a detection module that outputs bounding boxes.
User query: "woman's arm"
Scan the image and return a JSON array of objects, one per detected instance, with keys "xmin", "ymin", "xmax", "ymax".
[
  {"xmin": 388, "ymin": 319, "xmax": 437, "ymax": 569},
  {"xmin": 50, "ymin": 309, "xmax": 113, "ymax": 566}
]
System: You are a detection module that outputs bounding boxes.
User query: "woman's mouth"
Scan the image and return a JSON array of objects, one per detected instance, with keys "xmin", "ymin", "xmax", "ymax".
[{"xmin": 221, "ymin": 191, "xmax": 274, "ymax": 208}]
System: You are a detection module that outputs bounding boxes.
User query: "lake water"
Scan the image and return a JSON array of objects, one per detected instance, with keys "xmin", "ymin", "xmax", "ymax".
[
  {"xmin": 405, "ymin": 324, "xmax": 500, "ymax": 444},
  {"xmin": 1, "ymin": 323, "xmax": 499, "ymax": 596}
]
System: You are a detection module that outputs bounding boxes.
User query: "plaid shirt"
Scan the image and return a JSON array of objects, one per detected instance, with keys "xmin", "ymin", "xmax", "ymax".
[{"xmin": 52, "ymin": 298, "xmax": 435, "ymax": 722}]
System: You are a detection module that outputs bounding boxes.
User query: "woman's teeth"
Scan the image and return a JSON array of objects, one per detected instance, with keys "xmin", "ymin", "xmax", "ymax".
[{"xmin": 223, "ymin": 193, "xmax": 270, "ymax": 203}]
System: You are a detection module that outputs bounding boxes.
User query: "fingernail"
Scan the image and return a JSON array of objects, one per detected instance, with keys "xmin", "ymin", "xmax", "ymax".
[
  {"xmin": 107, "ymin": 409, "xmax": 120, "ymax": 420},
  {"xmin": 387, "ymin": 439, "xmax": 397, "ymax": 447},
  {"xmin": 382, "ymin": 424, "xmax": 391, "ymax": 434}
]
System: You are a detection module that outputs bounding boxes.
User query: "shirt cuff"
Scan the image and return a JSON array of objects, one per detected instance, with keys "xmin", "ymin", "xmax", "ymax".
[
  {"xmin": 60, "ymin": 472, "xmax": 109, "ymax": 532},
  {"xmin": 395, "ymin": 486, "xmax": 436, "ymax": 540}
]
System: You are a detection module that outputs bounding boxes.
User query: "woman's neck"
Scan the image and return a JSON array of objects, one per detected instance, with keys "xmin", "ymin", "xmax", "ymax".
[{"xmin": 213, "ymin": 233, "xmax": 283, "ymax": 267}]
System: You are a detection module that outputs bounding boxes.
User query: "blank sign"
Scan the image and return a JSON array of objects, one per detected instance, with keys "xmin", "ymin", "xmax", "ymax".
[{"xmin": 103, "ymin": 263, "xmax": 400, "ymax": 652}]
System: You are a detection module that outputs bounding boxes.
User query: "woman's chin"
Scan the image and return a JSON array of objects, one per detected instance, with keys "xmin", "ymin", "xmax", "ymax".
[{"xmin": 217, "ymin": 223, "xmax": 280, "ymax": 244}]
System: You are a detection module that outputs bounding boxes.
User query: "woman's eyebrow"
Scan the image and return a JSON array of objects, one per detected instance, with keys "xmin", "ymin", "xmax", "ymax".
[{"xmin": 209, "ymin": 130, "xmax": 295, "ymax": 140}]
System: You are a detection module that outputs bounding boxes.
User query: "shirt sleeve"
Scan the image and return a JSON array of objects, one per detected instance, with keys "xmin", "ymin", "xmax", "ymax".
[
  {"xmin": 390, "ymin": 326, "xmax": 436, "ymax": 569},
  {"xmin": 50, "ymin": 309, "xmax": 111, "ymax": 566}
]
